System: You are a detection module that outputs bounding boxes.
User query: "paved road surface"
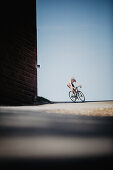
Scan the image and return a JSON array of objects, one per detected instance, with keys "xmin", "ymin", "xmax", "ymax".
[{"xmin": 0, "ymin": 101, "xmax": 113, "ymax": 169}]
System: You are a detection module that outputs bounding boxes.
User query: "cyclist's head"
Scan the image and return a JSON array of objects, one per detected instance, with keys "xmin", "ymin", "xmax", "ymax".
[{"xmin": 71, "ymin": 77, "xmax": 76, "ymax": 82}]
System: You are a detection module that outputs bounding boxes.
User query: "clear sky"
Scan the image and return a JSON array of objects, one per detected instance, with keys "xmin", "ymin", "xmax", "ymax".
[{"xmin": 36, "ymin": 0, "xmax": 113, "ymax": 101}]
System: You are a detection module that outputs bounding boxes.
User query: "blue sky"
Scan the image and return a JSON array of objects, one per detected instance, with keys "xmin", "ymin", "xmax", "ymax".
[{"xmin": 36, "ymin": 0, "xmax": 113, "ymax": 101}]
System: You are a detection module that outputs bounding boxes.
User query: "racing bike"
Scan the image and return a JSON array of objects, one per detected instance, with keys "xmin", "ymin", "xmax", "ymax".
[{"xmin": 69, "ymin": 86, "xmax": 85, "ymax": 102}]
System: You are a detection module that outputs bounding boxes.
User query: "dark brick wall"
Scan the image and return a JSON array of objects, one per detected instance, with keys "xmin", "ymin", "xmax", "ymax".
[{"xmin": 0, "ymin": 0, "xmax": 37, "ymax": 105}]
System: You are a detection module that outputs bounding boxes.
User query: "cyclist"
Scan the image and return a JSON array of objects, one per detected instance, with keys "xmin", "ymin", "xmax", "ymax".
[{"xmin": 67, "ymin": 77, "xmax": 81, "ymax": 93}]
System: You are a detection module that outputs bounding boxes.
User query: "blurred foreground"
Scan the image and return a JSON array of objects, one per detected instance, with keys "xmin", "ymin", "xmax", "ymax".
[{"xmin": 0, "ymin": 101, "xmax": 113, "ymax": 169}]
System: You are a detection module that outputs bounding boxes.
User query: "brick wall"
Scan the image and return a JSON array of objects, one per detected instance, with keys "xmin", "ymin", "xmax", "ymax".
[{"xmin": 0, "ymin": 0, "xmax": 37, "ymax": 105}]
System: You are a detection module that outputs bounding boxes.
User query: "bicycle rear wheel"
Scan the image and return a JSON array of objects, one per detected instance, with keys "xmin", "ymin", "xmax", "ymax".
[
  {"xmin": 78, "ymin": 91, "xmax": 85, "ymax": 102},
  {"xmin": 69, "ymin": 91, "xmax": 77, "ymax": 102}
]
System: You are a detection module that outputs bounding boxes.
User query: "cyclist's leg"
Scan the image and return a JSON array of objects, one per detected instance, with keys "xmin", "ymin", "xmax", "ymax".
[
  {"xmin": 73, "ymin": 88, "xmax": 78, "ymax": 96},
  {"xmin": 70, "ymin": 87, "xmax": 75, "ymax": 96},
  {"xmin": 70, "ymin": 86, "xmax": 74, "ymax": 92},
  {"xmin": 72, "ymin": 88, "xmax": 77, "ymax": 96}
]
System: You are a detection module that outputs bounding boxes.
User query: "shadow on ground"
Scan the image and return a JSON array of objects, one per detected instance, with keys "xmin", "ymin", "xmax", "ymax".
[{"xmin": 0, "ymin": 107, "xmax": 113, "ymax": 170}]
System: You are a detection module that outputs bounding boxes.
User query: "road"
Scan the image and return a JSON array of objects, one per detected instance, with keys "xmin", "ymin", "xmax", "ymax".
[{"xmin": 0, "ymin": 101, "xmax": 113, "ymax": 169}]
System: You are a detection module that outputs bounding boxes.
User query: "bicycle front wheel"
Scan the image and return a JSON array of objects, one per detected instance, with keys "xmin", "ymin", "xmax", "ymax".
[
  {"xmin": 69, "ymin": 91, "xmax": 77, "ymax": 102},
  {"xmin": 78, "ymin": 91, "xmax": 85, "ymax": 102}
]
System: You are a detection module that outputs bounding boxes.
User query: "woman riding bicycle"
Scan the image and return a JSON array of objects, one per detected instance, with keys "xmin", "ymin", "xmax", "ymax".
[{"xmin": 67, "ymin": 77, "xmax": 85, "ymax": 102}]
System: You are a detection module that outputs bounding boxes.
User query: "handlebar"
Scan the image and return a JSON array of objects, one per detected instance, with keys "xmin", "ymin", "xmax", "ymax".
[{"xmin": 75, "ymin": 85, "xmax": 82, "ymax": 88}]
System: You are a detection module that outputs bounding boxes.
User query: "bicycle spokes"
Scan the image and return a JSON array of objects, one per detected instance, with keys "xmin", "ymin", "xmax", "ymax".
[{"xmin": 69, "ymin": 90, "xmax": 85, "ymax": 102}]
